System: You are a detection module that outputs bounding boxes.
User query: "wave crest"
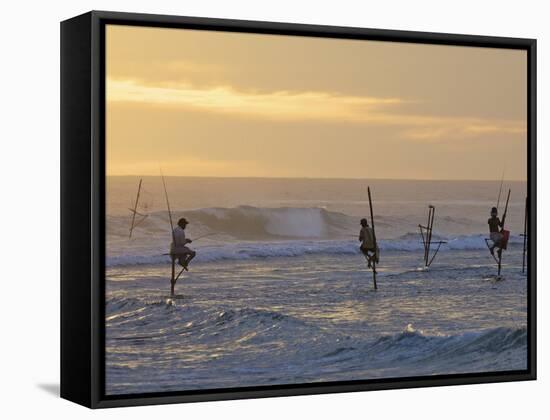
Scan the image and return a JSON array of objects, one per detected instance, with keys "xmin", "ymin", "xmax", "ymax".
[{"xmin": 369, "ymin": 325, "xmax": 527, "ymax": 360}]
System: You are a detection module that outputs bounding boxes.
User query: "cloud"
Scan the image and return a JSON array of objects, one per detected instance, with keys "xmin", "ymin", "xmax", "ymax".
[
  {"xmin": 107, "ymin": 78, "xmax": 526, "ymax": 141},
  {"xmin": 107, "ymin": 78, "xmax": 403, "ymax": 120},
  {"xmin": 107, "ymin": 60, "xmax": 222, "ymax": 89},
  {"xmin": 107, "ymin": 155, "xmax": 274, "ymax": 177},
  {"xmin": 399, "ymin": 118, "xmax": 525, "ymax": 142}
]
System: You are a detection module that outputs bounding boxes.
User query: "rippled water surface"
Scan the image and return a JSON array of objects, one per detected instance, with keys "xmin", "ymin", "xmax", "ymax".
[
  {"xmin": 106, "ymin": 177, "xmax": 528, "ymax": 395},
  {"xmin": 106, "ymin": 248, "xmax": 527, "ymax": 395}
]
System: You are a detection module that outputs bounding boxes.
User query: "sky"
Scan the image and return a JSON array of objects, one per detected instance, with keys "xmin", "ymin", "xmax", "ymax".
[{"xmin": 106, "ymin": 24, "xmax": 527, "ymax": 180}]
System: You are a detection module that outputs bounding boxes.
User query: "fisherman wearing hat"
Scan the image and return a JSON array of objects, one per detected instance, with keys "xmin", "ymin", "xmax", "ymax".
[
  {"xmin": 170, "ymin": 217, "xmax": 196, "ymax": 269},
  {"xmin": 488, "ymin": 207, "xmax": 504, "ymax": 257}
]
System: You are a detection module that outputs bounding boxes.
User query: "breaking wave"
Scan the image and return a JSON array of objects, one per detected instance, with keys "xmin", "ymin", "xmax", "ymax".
[
  {"xmin": 106, "ymin": 235, "xmax": 523, "ymax": 267},
  {"xmin": 365, "ymin": 324, "xmax": 527, "ymax": 361},
  {"xmin": 109, "ymin": 206, "xmax": 355, "ymax": 240},
  {"xmin": 106, "ymin": 206, "xmax": 523, "ymax": 267}
]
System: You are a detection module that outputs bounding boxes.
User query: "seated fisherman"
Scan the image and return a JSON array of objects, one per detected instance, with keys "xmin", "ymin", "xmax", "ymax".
[
  {"xmin": 170, "ymin": 217, "xmax": 196, "ymax": 269},
  {"xmin": 359, "ymin": 218, "xmax": 378, "ymax": 268},
  {"xmin": 488, "ymin": 207, "xmax": 504, "ymax": 257}
]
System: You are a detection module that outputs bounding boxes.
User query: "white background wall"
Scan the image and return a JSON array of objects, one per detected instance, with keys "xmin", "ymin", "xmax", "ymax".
[{"xmin": 0, "ymin": 0, "xmax": 547, "ymax": 418}]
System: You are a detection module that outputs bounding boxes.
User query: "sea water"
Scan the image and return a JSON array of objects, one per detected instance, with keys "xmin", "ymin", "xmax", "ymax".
[{"xmin": 106, "ymin": 177, "xmax": 528, "ymax": 394}]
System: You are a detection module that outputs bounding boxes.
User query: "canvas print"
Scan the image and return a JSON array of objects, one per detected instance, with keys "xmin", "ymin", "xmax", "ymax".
[{"xmin": 105, "ymin": 25, "xmax": 528, "ymax": 395}]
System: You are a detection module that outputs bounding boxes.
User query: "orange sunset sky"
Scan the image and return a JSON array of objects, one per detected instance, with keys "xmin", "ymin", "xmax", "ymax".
[{"xmin": 106, "ymin": 24, "xmax": 527, "ymax": 180}]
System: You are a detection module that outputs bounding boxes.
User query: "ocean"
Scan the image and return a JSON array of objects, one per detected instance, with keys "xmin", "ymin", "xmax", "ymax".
[{"xmin": 105, "ymin": 177, "xmax": 528, "ymax": 395}]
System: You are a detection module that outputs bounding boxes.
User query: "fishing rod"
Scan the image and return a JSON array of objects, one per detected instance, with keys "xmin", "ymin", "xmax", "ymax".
[
  {"xmin": 161, "ymin": 233, "xmax": 220, "ymax": 257},
  {"xmin": 485, "ymin": 174, "xmax": 512, "ymax": 278},
  {"xmin": 160, "ymin": 169, "xmax": 175, "ymax": 241},
  {"xmin": 193, "ymin": 232, "xmax": 219, "ymax": 241},
  {"xmin": 501, "ymin": 189, "xmax": 511, "ymax": 229},
  {"xmin": 171, "ymin": 234, "xmax": 221, "ymax": 283},
  {"xmin": 170, "ymin": 230, "xmax": 222, "ymax": 285},
  {"xmin": 496, "ymin": 168, "xmax": 505, "ymax": 210}
]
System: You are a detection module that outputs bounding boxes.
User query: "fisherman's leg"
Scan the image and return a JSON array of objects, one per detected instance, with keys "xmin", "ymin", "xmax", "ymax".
[
  {"xmin": 181, "ymin": 250, "xmax": 196, "ymax": 268},
  {"xmin": 366, "ymin": 251, "xmax": 373, "ymax": 268},
  {"xmin": 368, "ymin": 253, "xmax": 374, "ymax": 268},
  {"xmin": 180, "ymin": 253, "xmax": 190, "ymax": 268},
  {"xmin": 490, "ymin": 233, "xmax": 503, "ymax": 255},
  {"xmin": 492, "ymin": 240, "xmax": 502, "ymax": 256},
  {"xmin": 360, "ymin": 246, "xmax": 368, "ymax": 262},
  {"xmin": 489, "ymin": 240, "xmax": 498, "ymax": 255},
  {"xmin": 185, "ymin": 250, "xmax": 197, "ymax": 265}
]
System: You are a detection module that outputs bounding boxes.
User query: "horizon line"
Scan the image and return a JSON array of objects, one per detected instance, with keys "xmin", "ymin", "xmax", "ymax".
[{"xmin": 105, "ymin": 174, "xmax": 527, "ymax": 182}]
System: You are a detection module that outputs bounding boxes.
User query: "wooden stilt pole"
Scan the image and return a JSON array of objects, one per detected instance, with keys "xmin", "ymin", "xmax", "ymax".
[
  {"xmin": 367, "ymin": 186, "xmax": 377, "ymax": 290},
  {"xmin": 129, "ymin": 178, "xmax": 143, "ymax": 239},
  {"xmin": 494, "ymin": 168, "xmax": 506, "ymax": 277},
  {"xmin": 522, "ymin": 196, "xmax": 528, "ymax": 274},
  {"xmin": 428, "ymin": 206, "xmax": 435, "ymax": 262},
  {"xmin": 423, "ymin": 209, "xmax": 430, "ymax": 266},
  {"xmin": 425, "ymin": 206, "xmax": 435, "ymax": 267},
  {"xmin": 418, "ymin": 224, "xmax": 428, "ymax": 266},
  {"xmin": 161, "ymin": 170, "xmax": 178, "ymax": 297},
  {"xmin": 419, "ymin": 205, "xmax": 445, "ymax": 268},
  {"xmin": 170, "ymin": 257, "xmax": 176, "ymax": 296},
  {"xmin": 497, "ymin": 189, "xmax": 511, "ymax": 278}
]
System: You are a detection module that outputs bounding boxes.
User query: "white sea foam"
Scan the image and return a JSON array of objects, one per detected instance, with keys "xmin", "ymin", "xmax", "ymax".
[{"xmin": 106, "ymin": 233, "xmax": 523, "ymax": 267}]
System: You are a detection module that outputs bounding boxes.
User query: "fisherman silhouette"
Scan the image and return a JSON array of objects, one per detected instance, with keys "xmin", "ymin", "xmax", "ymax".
[
  {"xmin": 488, "ymin": 207, "xmax": 504, "ymax": 257},
  {"xmin": 359, "ymin": 218, "xmax": 377, "ymax": 268},
  {"xmin": 170, "ymin": 217, "xmax": 196, "ymax": 269}
]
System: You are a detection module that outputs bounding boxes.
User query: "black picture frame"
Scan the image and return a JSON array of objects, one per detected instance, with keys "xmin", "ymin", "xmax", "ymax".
[{"xmin": 61, "ymin": 10, "xmax": 537, "ymax": 409}]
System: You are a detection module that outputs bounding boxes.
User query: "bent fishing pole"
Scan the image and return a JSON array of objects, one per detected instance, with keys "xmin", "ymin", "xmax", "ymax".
[
  {"xmin": 161, "ymin": 170, "xmax": 175, "ymax": 239},
  {"xmin": 162, "ymin": 233, "xmax": 220, "ymax": 255},
  {"xmin": 193, "ymin": 233, "xmax": 219, "ymax": 241},
  {"xmin": 496, "ymin": 168, "xmax": 505, "ymax": 211}
]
